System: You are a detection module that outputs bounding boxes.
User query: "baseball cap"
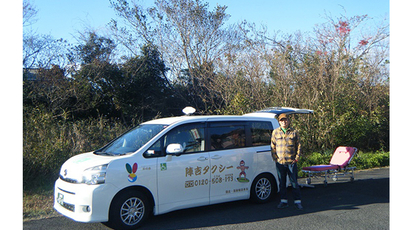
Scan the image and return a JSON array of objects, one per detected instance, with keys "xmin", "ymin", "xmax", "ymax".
[{"xmin": 278, "ymin": 113, "xmax": 289, "ymax": 121}]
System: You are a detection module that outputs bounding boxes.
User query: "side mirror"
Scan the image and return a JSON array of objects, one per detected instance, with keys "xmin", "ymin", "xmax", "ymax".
[{"xmin": 166, "ymin": 143, "xmax": 184, "ymax": 156}]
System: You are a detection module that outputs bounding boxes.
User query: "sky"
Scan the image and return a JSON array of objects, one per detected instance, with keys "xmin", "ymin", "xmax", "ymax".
[
  {"xmin": 26, "ymin": 0, "xmax": 389, "ymax": 44},
  {"xmin": 1, "ymin": 1, "xmax": 410, "ymax": 226}
]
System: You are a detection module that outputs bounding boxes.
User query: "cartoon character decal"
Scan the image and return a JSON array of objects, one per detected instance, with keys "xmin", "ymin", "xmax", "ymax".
[
  {"xmin": 236, "ymin": 160, "xmax": 249, "ymax": 182},
  {"xmin": 126, "ymin": 163, "xmax": 138, "ymax": 182}
]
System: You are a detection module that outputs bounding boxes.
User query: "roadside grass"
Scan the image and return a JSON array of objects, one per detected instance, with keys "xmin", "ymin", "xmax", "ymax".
[
  {"xmin": 23, "ymin": 183, "xmax": 59, "ymax": 221},
  {"xmin": 23, "ymin": 151, "xmax": 390, "ymax": 221}
]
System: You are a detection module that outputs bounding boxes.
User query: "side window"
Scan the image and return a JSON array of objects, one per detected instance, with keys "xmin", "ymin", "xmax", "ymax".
[
  {"xmin": 144, "ymin": 123, "xmax": 205, "ymax": 158},
  {"xmin": 209, "ymin": 124, "xmax": 246, "ymax": 150},
  {"xmin": 164, "ymin": 123, "xmax": 205, "ymax": 153},
  {"xmin": 143, "ymin": 136, "xmax": 164, "ymax": 158},
  {"xmin": 251, "ymin": 121, "xmax": 273, "ymax": 146}
]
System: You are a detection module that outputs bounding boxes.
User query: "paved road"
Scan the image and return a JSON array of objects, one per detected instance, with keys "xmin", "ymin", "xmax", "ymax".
[{"xmin": 24, "ymin": 167, "xmax": 389, "ymax": 230}]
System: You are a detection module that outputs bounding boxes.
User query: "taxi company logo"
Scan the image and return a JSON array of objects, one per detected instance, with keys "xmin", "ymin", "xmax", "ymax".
[{"xmin": 126, "ymin": 163, "xmax": 138, "ymax": 182}]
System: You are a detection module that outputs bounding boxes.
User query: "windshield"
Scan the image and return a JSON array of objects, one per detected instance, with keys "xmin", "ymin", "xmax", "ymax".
[{"xmin": 95, "ymin": 124, "xmax": 167, "ymax": 156}]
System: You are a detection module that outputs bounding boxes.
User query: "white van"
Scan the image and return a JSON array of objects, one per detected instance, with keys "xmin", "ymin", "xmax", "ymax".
[{"xmin": 54, "ymin": 107, "xmax": 312, "ymax": 229}]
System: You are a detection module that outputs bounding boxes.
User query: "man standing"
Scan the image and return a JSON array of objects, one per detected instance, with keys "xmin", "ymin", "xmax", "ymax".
[{"xmin": 271, "ymin": 113, "xmax": 303, "ymax": 210}]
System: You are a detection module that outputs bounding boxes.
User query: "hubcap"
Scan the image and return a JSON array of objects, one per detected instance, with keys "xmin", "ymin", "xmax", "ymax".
[
  {"xmin": 256, "ymin": 178, "xmax": 271, "ymax": 200},
  {"xmin": 120, "ymin": 197, "xmax": 144, "ymax": 226}
]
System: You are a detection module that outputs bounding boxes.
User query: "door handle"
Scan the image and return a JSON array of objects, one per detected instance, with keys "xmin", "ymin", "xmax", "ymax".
[
  {"xmin": 211, "ymin": 155, "xmax": 222, "ymax": 160},
  {"xmin": 197, "ymin": 156, "xmax": 208, "ymax": 161},
  {"xmin": 256, "ymin": 149, "xmax": 271, "ymax": 153}
]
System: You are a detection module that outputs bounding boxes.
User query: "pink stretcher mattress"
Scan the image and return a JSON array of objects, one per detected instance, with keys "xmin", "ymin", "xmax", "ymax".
[{"xmin": 302, "ymin": 165, "xmax": 339, "ymax": 171}]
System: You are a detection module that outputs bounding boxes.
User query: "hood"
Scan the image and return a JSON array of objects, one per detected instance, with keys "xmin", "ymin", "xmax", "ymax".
[{"xmin": 59, "ymin": 152, "xmax": 112, "ymax": 183}]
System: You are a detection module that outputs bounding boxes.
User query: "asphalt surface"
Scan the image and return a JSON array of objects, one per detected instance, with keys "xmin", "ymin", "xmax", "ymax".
[{"xmin": 24, "ymin": 167, "xmax": 389, "ymax": 230}]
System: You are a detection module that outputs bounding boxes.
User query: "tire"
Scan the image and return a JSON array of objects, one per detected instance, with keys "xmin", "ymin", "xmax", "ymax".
[
  {"xmin": 107, "ymin": 190, "xmax": 151, "ymax": 230},
  {"xmin": 250, "ymin": 174, "xmax": 274, "ymax": 203}
]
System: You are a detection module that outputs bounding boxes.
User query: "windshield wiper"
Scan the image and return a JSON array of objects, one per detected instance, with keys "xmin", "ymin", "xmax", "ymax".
[
  {"xmin": 118, "ymin": 152, "xmax": 134, "ymax": 156},
  {"xmin": 94, "ymin": 151, "xmax": 115, "ymax": 156}
]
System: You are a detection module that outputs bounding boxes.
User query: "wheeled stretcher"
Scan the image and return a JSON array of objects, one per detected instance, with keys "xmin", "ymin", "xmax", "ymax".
[{"xmin": 301, "ymin": 146, "xmax": 358, "ymax": 186}]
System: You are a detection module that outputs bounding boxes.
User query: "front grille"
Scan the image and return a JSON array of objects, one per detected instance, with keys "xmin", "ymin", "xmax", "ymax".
[{"xmin": 60, "ymin": 175, "xmax": 78, "ymax": 184}]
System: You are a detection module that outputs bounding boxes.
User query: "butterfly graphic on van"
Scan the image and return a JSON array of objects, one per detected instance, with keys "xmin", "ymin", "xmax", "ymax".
[{"xmin": 126, "ymin": 163, "xmax": 138, "ymax": 182}]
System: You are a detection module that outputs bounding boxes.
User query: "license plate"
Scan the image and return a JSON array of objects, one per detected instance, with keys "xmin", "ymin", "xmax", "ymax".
[{"xmin": 57, "ymin": 193, "xmax": 64, "ymax": 206}]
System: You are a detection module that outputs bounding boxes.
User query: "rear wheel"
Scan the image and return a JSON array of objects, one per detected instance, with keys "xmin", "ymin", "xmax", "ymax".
[
  {"xmin": 250, "ymin": 174, "xmax": 275, "ymax": 203},
  {"xmin": 107, "ymin": 190, "xmax": 151, "ymax": 230}
]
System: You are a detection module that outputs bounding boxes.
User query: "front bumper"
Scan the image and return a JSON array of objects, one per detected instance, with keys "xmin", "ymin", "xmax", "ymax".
[{"xmin": 53, "ymin": 178, "xmax": 118, "ymax": 223}]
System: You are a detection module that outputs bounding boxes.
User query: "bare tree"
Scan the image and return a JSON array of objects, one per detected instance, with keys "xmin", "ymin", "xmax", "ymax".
[
  {"xmin": 109, "ymin": 0, "xmax": 241, "ymax": 112},
  {"xmin": 23, "ymin": 0, "xmax": 38, "ymax": 27},
  {"xmin": 23, "ymin": 0, "xmax": 71, "ymax": 70}
]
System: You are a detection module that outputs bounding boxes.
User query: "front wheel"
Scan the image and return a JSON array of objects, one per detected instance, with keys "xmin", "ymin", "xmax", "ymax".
[
  {"xmin": 107, "ymin": 190, "xmax": 151, "ymax": 230},
  {"xmin": 250, "ymin": 174, "xmax": 275, "ymax": 203}
]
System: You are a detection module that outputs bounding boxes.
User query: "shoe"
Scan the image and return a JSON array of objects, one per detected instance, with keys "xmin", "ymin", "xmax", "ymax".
[
  {"xmin": 277, "ymin": 202, "xmax": 289, "ymax": 209},
  {"xmin": 295, "ymin": 203, "xmax": 304, "ymax": 210}
]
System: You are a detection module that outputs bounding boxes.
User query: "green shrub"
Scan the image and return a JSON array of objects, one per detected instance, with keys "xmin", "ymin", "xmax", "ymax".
[
  {"xmin": 23, "ymin": 110, "xmax": 131, "ymax": 189},
  {"xmin": 352, "ymin": 151, "xmax": 390, "ymax": 169},
  {"xmin": 299, "ymin": 152, "xmax": 331, "ymax": 168}
]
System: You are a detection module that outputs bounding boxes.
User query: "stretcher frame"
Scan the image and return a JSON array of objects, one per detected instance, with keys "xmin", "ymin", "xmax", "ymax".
[{"xmin": 301, "ymin": 147, "xmax": 358, "ymax": 187}]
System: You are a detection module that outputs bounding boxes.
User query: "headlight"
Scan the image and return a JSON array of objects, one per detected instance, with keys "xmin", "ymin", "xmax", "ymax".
[{"xmin": 81, "ymin": 164, "xmax": 108, "ymax": 185}]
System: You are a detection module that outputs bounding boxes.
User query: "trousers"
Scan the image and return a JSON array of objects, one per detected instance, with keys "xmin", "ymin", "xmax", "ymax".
[{"xmin": 276, "ymin": 162, "xmax": 302, "ymax": 202}]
